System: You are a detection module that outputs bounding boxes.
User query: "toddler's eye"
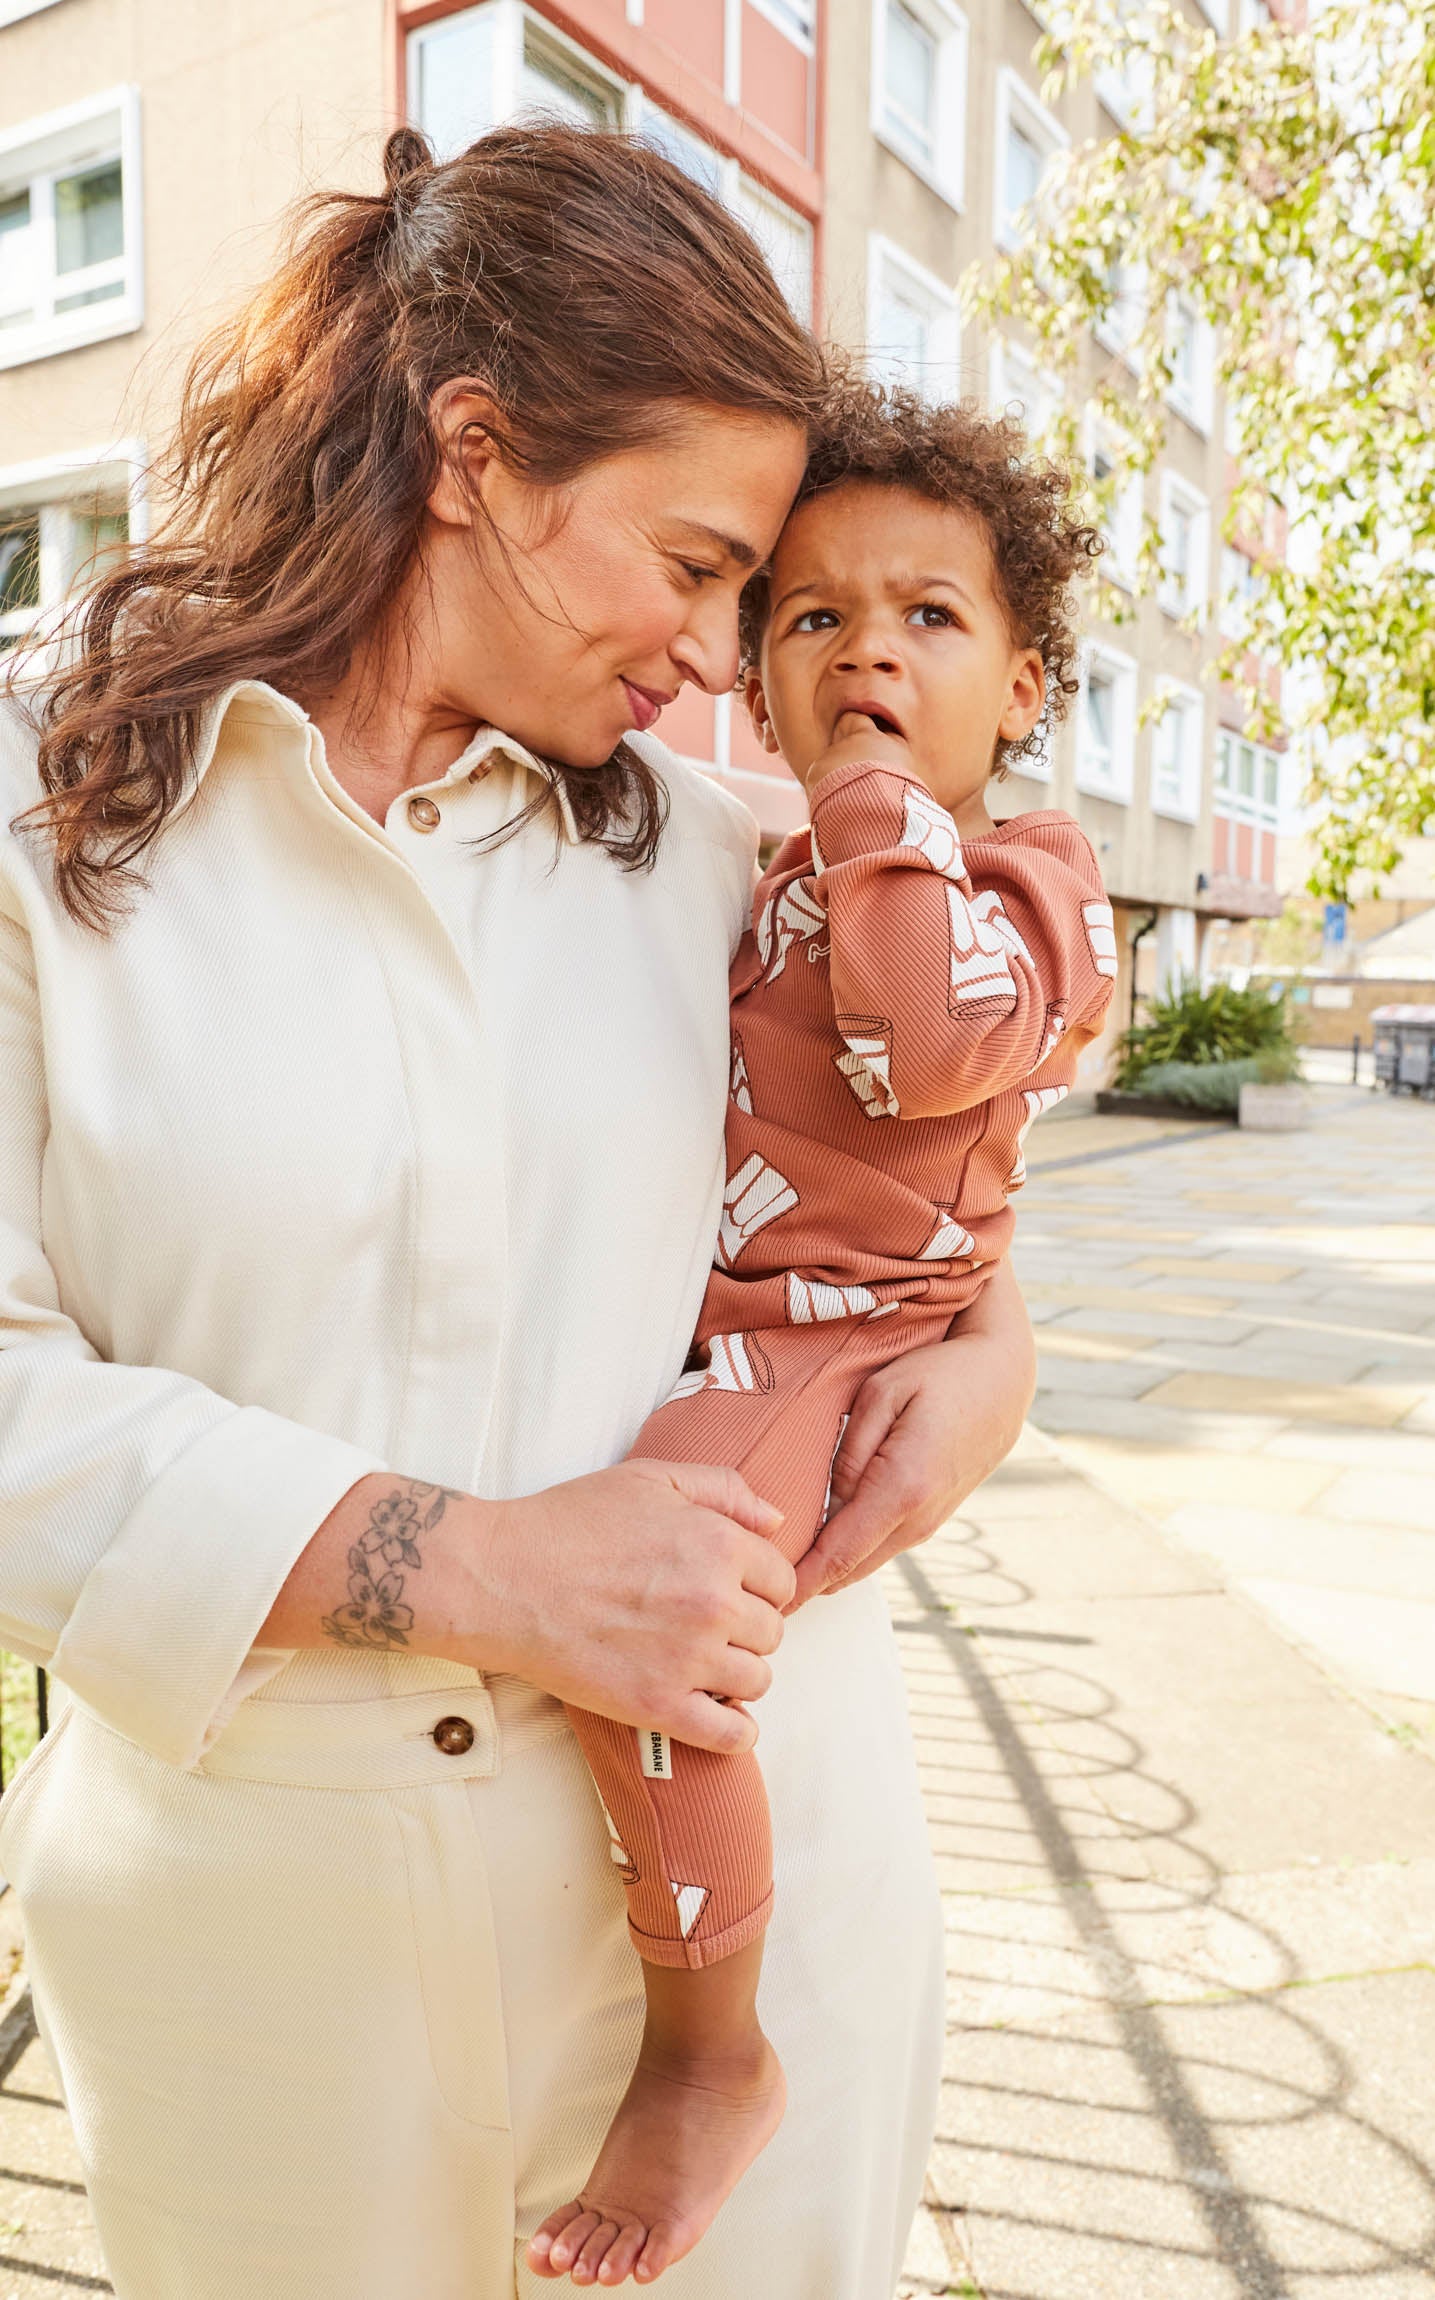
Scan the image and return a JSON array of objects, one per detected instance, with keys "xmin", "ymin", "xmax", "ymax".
[
  {"xmin": 792, "ymin": 609, "xmax": 838, "ymax": 632},
  {"xmin": 908, "ymin": 602, "xmax": 955, "ymax": 628}
]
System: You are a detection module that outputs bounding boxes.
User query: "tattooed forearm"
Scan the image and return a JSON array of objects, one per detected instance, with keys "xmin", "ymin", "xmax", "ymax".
[{"xmin": 320, "ymin": 1481, "xmax": 462, "ymax": 1650}]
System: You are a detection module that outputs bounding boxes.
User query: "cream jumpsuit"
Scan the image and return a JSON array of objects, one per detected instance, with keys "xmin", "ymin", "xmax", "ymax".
[{"xmin": 0, "ymin": 683, "xmax": 944, "ymax": 2300}]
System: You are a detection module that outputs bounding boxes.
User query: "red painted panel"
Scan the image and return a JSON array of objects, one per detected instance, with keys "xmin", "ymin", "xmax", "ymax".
[
  {"xmin": 1235, "ymin": 821, "xmax": 1254, "ymax": 878},
  {"xmin": 645, "ymin": 0, "xmax": 725, "ymax": 87},
  {"xmin": 1212, "ymin": 814, "xmax": 1230, "ymax": 873},
  {"xmin": 1259, "ymin": 830, "xmax": 1277, "ymax": 885},
  {"xmin": 658, "ymin": 685, "xmax": 716, "ymax": 763},
  {"xmin": 741, "ymin": 4, "xmax": 811, "ymax": 161}
]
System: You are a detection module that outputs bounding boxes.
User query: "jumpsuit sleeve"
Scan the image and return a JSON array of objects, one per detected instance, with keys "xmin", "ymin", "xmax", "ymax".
[
  {"xmin": 0, "ymin": 888, "xmax": 386, "ymax": 1770},
  {"xmin": 806, "ymin": 758, "xmax": 1117, "ymax": 1121}
]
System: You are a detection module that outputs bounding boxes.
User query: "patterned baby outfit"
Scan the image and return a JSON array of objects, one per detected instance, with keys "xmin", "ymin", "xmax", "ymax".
[{"xmin": 567, "ymin": 756, "xmax": 1117, "ymax": 1967}]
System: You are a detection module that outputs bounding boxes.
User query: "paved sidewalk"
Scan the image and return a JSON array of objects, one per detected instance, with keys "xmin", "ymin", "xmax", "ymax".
[{"xmin": 1018, "ymin": 1084, "xmax": 1435, "ymax": 1746}]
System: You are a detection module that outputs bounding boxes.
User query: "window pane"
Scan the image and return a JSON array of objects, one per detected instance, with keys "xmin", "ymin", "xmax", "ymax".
[
  {"xmin": 72, "ymin": 505, "xmax": 129, "ymax": 585},
  {"xmin": 1216, "ymin": 735, "xmax": 1232, "ymax": 789},
  {"xmin": 412, "ymin": 11, "xmax": 496, "ymax": 156},
  {"xmin": 1261, "ymin": 752, "xmax": 1278, "ymax": 807},
  {"xmin": 1238, "ymin": 742, "xmax": 1256, "ymax": 798},
  {"xmin": 0, "ymin": 189, "xmax": 34, "ymax": 324},
  {"xmin": 640, "ymin": 110, "xmax": 722, "ymax": 196},
  {"xmin": 873, "ymin": 279, "xmax": 930, "ymax": 384},
  {"xmin": 1086, "ymin": 674, "xmax": 1114, "ymax": 754},
  {"xmin": 735, "ymin": 177, "xmax": 812, "ymax": 323},
  {"xmin": 55, "ymin": 279, "xmax": 125, "ymax": 313},
  {"xmin": 521, "ymin": 35, "xmax": 621, "ymax": 128},
  {"xmin": 1004, "ymin": 121, "xmax": 1043, "ymax": 222},
  {"xmin": 54, "ymin": 161, "xmax": 124, "ymax": 275},
  {"xmin": 884, "ymin": 3, "xmax": 935, "ymax": 163},
  {"xmin": 0, "ymin": 513, "xmax": 41, "ymax": 616}
]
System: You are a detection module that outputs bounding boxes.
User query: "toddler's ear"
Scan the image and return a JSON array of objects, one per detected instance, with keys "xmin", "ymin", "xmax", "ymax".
[{"xmin": 743, "ymin": 668, "xmax": 784, "ymax": 757}]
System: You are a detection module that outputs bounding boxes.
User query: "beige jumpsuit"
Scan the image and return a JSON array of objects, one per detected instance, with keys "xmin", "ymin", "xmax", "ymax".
[{"xmin": 0, "ymin": 685, "xmax": 944, "ymax": 2300}]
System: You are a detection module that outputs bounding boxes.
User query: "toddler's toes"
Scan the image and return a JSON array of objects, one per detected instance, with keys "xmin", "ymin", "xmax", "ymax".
[
  {"xmin": 597, "ymin": 2225, "xmax": 648, "ymax": 2285},
  {"xmin": 634, "ymin": 2220, "xmax": 683, "ymax": 2284},
  {"xmin": 570, "ymin": 2217, "xmax": 623, "ymax": 2285}
]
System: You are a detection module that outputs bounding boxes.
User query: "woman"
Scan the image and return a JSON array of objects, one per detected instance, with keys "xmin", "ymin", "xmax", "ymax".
[{"xmin": 0, "ymin": 126, "xmax": 1034, "ymax": 2299}]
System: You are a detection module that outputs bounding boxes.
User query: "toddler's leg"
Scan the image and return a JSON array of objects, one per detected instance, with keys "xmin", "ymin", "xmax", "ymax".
[{"xmin": 528, "ymin": 1340, "xmax": 863, "ymax": 2287}]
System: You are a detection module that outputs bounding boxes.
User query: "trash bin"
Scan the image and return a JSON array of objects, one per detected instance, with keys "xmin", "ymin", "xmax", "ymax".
[{"xmin": 1372, "ymin": 1005, "xmax": 1435, "ymax": 1096}]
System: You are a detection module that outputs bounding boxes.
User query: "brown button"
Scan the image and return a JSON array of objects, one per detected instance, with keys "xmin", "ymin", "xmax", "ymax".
[
  {"xmin": 407, "ymin": 795, "xmax": 441, "ymax": 831},
  {"xmin": 432, "ymin": 1714, "xmax": 475, "ymax": 1756}
]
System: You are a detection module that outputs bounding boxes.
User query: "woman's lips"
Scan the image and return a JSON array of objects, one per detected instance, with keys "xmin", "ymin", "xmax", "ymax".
[{"xmin": 621, "ymin": 679, "xmax": 671, "ymax": 733}]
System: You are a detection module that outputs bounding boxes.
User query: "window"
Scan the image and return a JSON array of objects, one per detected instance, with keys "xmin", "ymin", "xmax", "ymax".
[
  {"xmin": 734, "ymin": 176, "xmax": 813, "ymax": 326},
  {"xmin": 872, "ymin": 0, "xmax": 969, "ymax": 209},
  {"xmin": 867, "ymin": 238, "xmax": 960, "ymax": 397},
  {"xmin": 0, "ymin": 88, "xmax": 142, "ymax": 372},
  {"xmin": 407, "ymin": 6, "xmax": 812, "ymax": 319},
  {"xmin": 1167, "ymin": 295, "xmax": 1215, "ymax": 432},
  {"xmin": 749, "ymin": 0, "xmax": 816, "ymax": 42},
  {"xmin": 1085, "ymin": 420, "xmax": 1143, "ymax": 587},
  {"xmin": 1076, "ymin": 645, "xmax": 1137, "ymax": 802},
  {"xmin": 993, "ymin": 70, "xmax": 1067, "ymax": 251},
  {"xmin": 1095, "ymin": 0, "xmax": 1155, "ymax": 131},
  {"xmin": 1159, "ymin": 472, "xmax": 1209, "ymax": 620},
  {"xmin": 990, "ymin": 339, "xmax": 1058, "ymax": 441},
  {"xmin": 1216, "ymin": 733, "xmax": 1282, "ymax": 836},
  {"xmin": 1094, "ymin": 257, "xmax": 1146, "ymax": 366},
  {"xmin": 1237, "ymin": 0, "xmax": 1271, "ymax": 30},
  {"xmin": 1193, "ymin": 0, "xmax": 1229, "ymax": 27},
  {"xmin": 1220, "ymin": 543, "xmax": 1267, "ymax": 641},
  {"xmin": 0, "ymin": 0, "xmax": 68, "ymax": 24},
  {"xmin": 1152, "ymin": 685, "xmax": 1204, "ymax": 820},
  {"xmin": 0, "ymin": 451, "xmax": 137, "ymax": 655}
]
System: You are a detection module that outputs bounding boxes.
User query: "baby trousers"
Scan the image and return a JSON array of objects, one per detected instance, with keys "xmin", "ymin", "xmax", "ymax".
[{"xmin": 564, "ymin": 1303, "xmax": 956, "ymax": 1968}]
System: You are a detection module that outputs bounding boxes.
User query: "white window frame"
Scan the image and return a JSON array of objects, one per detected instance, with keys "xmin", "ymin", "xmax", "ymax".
[
  {"xmin": 1075, "ymin": 642, "xmax": 1137, "ymax": 803},
  {"xmin": 993, "ymin": 68, "xmax": 1068, "ymax": 254},
  {"xmin": 0, "ymin": 86, "xmax": 143, "ymax": 374},
  {"xmin": 866, "ymin": 233, "xmax": 961, "ymax": 399},
  {"xmin": 1151, "ymin": 681, "xmax": 1205, "ymax": 823},
  {"xmin": 1166, "ymin": 293, "xmax": 1215, "ymax": 434},
  {"xmin": 0, "ymin": 438, "xmax": 146, "ymax": 652},
  {"xmin": 1095, "ymin": 0, "xmax": 1155, "ymax": 131},
  {"xmin": 1158, "ymin": 469, "xmax": 1210, "ymax": 621},
  {"xmin": 1083, "ymin": 410, "xmax": 1143, "ymax": 588},
  {"xmin": 0, "ymin": 0, "xmax": 69, "ymax": 23},
  {"xmin": 1215, "ymin": 730, "xmax": 1282, "ymax": 838},
  {"xmin": 870, "ymin": 0, "xmax": 969, "ymax": 212},
  {"xmin": 1237, "ymin": 0, "xmax": 1271, "ymax": 31},
  {"xmin": 989, "ymin": 336, "xmax": 1060, "ymax": 441},
  {"xmin": 1192, "ymin": 0, "xmax": 1229, "ymax": 29},
  {"xmin": 407, "ymin": 5, "xmax": 813, "ymax": 318}
]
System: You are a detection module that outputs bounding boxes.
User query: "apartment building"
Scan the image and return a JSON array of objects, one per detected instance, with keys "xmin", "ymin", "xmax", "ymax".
[{"xmin": 1, "ymin": 0, "xmax": 1291, "ymax": 1077}]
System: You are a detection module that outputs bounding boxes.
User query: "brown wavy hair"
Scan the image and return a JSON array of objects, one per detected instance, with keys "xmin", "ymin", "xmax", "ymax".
[
  {"xmin": 10, "ymin": 123, "xmax": 828, "ymax": 927},
  {"xmin": 739, "ymin": 380, "xmax": 1103, "ymax": 773}
]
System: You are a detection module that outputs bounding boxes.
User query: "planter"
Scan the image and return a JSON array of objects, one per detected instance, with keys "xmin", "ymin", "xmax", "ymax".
[
  {"xmin": 1238, "ymin": 1081, "xmax": 1311, "ymax": 1132},
  {"xmin": 1094, "ymin": 1091, "xmax": 1235, "ymax": 1124}
]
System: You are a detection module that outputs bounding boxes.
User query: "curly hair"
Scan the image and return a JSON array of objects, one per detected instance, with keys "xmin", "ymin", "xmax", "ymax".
[{"xmin": 739, "ymin": 380, "xmax": 1104, "ymax": 774}]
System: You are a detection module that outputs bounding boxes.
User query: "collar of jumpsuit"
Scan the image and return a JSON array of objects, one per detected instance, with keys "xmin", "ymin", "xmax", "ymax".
[{"xmin": 0, "ymin": 673, "xmax": 752, "ymax": 1769}]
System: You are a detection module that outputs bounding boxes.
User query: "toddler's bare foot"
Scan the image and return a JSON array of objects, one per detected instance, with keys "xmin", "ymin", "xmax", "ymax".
[{"xmin": 525, "ymin": 2033, "xmax": 786, "ymax": 2286}]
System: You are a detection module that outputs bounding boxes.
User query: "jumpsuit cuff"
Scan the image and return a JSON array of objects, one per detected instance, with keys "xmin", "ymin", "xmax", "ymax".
[{"xmin": 627, "ymin": 1889, "xmax": 774, "ymax": 1972}]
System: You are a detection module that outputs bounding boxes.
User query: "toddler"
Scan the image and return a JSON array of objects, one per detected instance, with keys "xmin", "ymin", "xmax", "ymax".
[{"xmin": 529, "ymin": 383, "xmax": 1114, "ymax": 2288}]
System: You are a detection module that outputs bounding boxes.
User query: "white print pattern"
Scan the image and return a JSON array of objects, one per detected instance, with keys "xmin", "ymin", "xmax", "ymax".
[
  {"xmin": 729, "ymin": 1038, "xmax": 753, "ymax": 1113},
  {"xmin": 1037, "ymin": 1011, "xmax": 1067, "ymax": 1069},
  {"xmin": 808, "ymin": 820, "xmax": 825, "ymax": 874},
  {"xmin": 835, "ymin": 1019, "xmax": 900, "ymax": 1118},
  {"xmin": 787, "ymin": 1273, "xmax": 878, "ymax": 1323},
  {"xmin": 1083, "ymin": 899, "xmax": 1119, "ymax": 978},
  {"xmin": 757, "ymin": 875, "xmax": 827, "ymax": 981},
  {"xmin": 671, "ymin": 1882, "xmax": 709, "ymax": 1939},
  {"xmin": 1007, "ymin": 1083, "xmax": 1069, "ymax": 1189},
  {"xmin": 948, "ymin": 887, "xmax": 1034, "ymax": 1006},
  {"xmin": 665, "ymin": 1330, "xmax": 774, "ymax": 1402},
  {"xmin": 602, "ymin": 1807, "xmax": 632, "ymax": 1870},
  {"xmin": 918, "ymin": 1210, "xmax": 977, "ymax": 1262},
  {"xmin": 717, "ymin": 1153, "xmax": 799, "ymax": 1270},
  {"xmin": 898, "ymin": 786, "xmax": 966, "ymax": 881}
]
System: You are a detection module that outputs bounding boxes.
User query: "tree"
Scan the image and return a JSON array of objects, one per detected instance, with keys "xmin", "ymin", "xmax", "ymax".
[{"xmin": 966, "ymin": 0, "xmax": 1435, "ymax": 897}]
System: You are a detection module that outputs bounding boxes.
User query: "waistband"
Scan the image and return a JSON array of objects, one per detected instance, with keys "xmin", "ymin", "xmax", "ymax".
[{"xmin": 193, "ymin": 1671, "xmax": 569, "ymax": 1790}]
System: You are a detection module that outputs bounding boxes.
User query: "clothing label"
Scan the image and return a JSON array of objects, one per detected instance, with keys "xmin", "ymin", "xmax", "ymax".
[{"xmin": 640, "ymin": 1728, "xmax": 672, "ymax": 1780}]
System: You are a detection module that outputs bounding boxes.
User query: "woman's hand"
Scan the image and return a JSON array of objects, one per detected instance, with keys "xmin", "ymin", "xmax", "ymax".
[
  {"xmin": 788, "ymin": 1261, "xmax": 1036, "ymax": 1609},
  {"xmin": 453, "ymin": 1460, "xmax": 796, "ymax": 1754}
]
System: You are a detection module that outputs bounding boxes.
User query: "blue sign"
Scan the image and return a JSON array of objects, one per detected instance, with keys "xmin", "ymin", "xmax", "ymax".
[{"xmin": 1324, "ymin": 902, "xmax": 1348, "ymax": 946}]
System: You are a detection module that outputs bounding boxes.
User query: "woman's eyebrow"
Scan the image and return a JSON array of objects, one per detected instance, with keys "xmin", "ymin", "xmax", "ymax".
[{"xmin": 672, "ymin": 519, "xmax": 761, "ymax": 569}]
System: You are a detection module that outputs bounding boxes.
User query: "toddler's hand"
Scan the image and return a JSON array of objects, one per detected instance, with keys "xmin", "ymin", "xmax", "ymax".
[{"xmin": 803, "ymin": 709, "xmax": 913, "ymax": 793}]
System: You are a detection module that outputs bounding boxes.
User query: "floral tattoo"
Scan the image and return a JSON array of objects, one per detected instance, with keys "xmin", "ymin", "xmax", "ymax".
[{"xmin": 320, "ymin": 1481, "xmax": 459, "ymax": 1650}]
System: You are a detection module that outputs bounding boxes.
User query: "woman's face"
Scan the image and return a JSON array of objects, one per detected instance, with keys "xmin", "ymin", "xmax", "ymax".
[{"xmin": 424, "ymin": 402, "xmax": 809, "ymax": 767}]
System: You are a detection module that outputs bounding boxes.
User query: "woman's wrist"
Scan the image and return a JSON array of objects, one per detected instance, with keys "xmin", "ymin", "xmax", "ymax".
[{"xmin": 257, "ymin": 1471, "xmax": 511, "ymax": 1671}]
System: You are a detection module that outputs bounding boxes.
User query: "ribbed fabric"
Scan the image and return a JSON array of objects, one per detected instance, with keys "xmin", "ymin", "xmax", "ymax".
[
  {"xmin": 0, "ymin": 686, "xmax": 946, "ymax": 2295},
  {"xmin": 569, "ymin": 760, "xmax": 1115, "ymax": 1967}
]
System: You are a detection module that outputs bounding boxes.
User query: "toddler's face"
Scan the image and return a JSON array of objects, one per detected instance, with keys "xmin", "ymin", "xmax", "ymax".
[{"xmin": 746, "ymin": 482, "xmax": 1046, "ymax": 835}]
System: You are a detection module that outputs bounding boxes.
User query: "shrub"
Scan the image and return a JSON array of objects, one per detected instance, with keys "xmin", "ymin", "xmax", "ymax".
[
  {"xmin": 1115, "ymin": 977, "xmax": 1298, "ymax": 1089},
  {"xmin": 1122, "ymin": 1052, "xmax": 1298, "ymax": 1111}
]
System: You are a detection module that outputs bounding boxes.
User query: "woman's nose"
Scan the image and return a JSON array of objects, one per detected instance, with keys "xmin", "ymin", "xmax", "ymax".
[{"xmin": 672, "ymin": 616, "xmax": 741, "ymax": 699}]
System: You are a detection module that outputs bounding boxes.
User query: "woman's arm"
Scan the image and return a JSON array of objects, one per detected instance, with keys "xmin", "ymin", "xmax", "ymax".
[{"xmin": 787, "ymin": 1256, "xmax": 1036, "ymax": 1607}]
